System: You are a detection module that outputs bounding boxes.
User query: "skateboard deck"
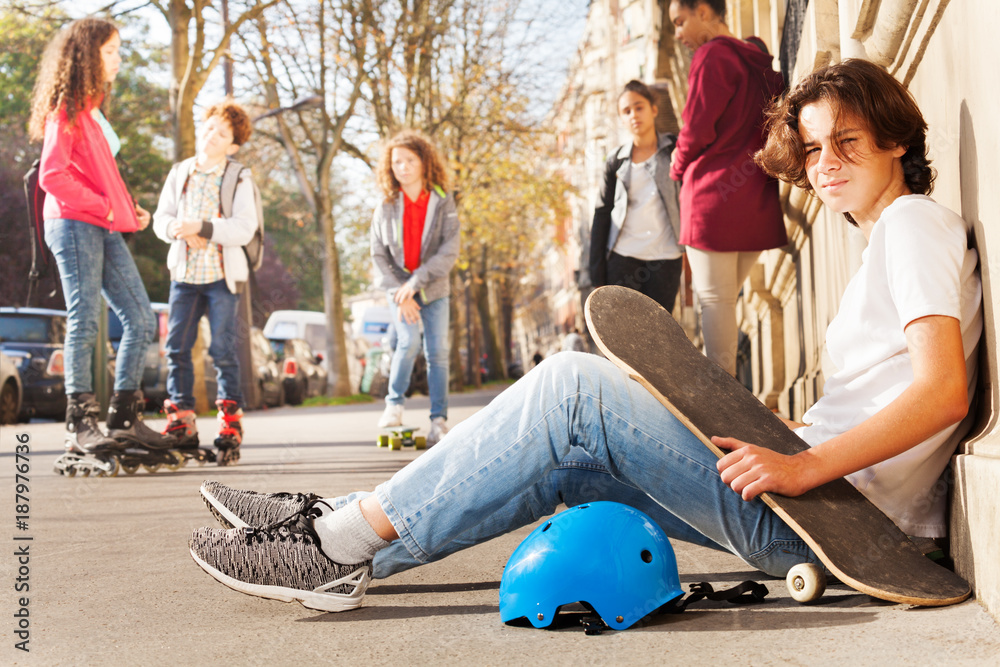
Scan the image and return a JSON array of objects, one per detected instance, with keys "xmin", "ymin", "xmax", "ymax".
[
  {"xmin": 585, "ymin": 285, "xmax": 970, "ymax": 606},
  {"xmin": 377, "ymin": 426, "xmax": 426, "ymax": 451}
]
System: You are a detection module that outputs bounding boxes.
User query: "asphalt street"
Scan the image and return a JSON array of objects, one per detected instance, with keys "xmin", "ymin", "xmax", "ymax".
[{"xmin": 2, "ymin": 386, "xmax": 999, "ymax": 665}]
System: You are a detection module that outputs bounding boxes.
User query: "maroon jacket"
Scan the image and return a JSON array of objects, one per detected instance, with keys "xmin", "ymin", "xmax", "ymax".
[
  {"xmin": 39, "ymin": 101, "xmax": 139, "ymax": 232},
  {"xmin": 669, "ymin": 36, "xmax": 787, "ymax": 252}
]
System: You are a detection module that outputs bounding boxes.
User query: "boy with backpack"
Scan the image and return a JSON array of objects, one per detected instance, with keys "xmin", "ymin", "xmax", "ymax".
[{"xmin": 152, "ymin": 100, "xmax": 263, "ymax": 466}]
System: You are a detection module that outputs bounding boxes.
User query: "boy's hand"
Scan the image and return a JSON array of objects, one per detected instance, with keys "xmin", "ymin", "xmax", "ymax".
[
  {"xmin": 397, "ymin": 296, "xmax": 421, "ymax": 325},
  {"xmin": 182, "ymin": 234, "xmax": 208, "ymax": 250},
  {"xmin": 714, "ymin": 436, "xmax": 815, "ymax": 501},
  {"xmin": 394, "ymin": 283, "xmax": 418, "ymax": 304},
  {"xmin": 135, "ymin": 204, "xmax": 151, "ymax": 230},
  {"xmin": 168, "ymin": 219, "xmax": 204, "ymax": 239}
]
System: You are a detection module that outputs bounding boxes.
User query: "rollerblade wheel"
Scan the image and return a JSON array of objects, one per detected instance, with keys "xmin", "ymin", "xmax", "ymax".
[
  {"xmin": 165, "ymin": 451, "xmax": 185, "ymax": 472},
  {"xmin": 787, "ymin": 563, "xmax": 826, "ymax": 603},
  {"xmin": 94, "ymin": 457, "xmax": 120, "ymax": 478},
  {"xmin": 142, "ymin": 462, "xmax": 162, "ymax": 474},
  {"xmin": 120, "ymin": 461, "xmax": 141, "ymax": 475}
]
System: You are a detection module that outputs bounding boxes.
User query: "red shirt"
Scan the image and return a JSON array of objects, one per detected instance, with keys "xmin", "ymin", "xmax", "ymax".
[{"xmin": 402, "ymin": 189, "xmax": 429, "ymax": 272}]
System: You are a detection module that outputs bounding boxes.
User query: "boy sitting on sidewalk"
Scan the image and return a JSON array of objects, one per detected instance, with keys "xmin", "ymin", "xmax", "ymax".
[{"xmin": 152, "ymin": 100, "xmax": 259, "ymax": 466}]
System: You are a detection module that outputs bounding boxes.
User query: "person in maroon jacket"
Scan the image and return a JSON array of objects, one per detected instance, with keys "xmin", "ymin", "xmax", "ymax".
[
  {"xmin": 668, "ymin": 0, "xmax": 788, "ymax": 375},
  {"xmin": 29, "ymin": 18, "xmax": 176, "ymax": 464}
]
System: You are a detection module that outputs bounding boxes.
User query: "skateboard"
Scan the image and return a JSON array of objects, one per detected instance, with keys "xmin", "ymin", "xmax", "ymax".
[
  {"xmin": 584, "ymin": 285, "xmax": 971, "ymax": 607},
  {"xmin": 377, "ymin": 426, "xmax": 426, "ymax": 451}
]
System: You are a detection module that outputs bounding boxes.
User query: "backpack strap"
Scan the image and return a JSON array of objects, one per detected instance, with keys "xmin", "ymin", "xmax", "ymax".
[{"xmin": 219, "ymin": 159, "xmax": 245, "ymax": 218}]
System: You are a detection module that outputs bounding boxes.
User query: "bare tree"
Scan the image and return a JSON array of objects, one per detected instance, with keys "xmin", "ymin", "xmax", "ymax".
[
  {"xmin": 239, "ymin": 0, "xmax": 372, "ymax": 396},
  {"xmin": 358, "ymin": 0, "xmax": 573, "ymax": 381},
  {"xmin": 143, "ymin": 0, "xmax": 280, "ymax": 160}
]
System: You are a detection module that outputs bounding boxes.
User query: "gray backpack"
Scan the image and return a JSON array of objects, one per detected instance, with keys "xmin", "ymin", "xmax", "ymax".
[{"xmin": 219, "ymin": 159, "xmax": 265, "ymax": 271}]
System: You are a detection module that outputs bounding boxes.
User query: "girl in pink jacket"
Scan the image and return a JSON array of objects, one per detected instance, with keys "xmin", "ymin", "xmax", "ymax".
[{"xmin": 30, "ymin": 18, "xmax": 175, "ymax": 470}]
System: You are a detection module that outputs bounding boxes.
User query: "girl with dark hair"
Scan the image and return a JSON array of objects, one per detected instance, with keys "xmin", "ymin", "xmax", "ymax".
[
  {"xmin": 31, "ymin": 18, "xmax": 176, "ymax": 473},
  {"xmin": 589, "ymin": 80, "xmax": 683, "ymax": 313},
  {"xmin": 667, "ymin": 0, "xmax": 788, "ymax": 375},
  {"xmin": 191, "ymin": 60, "xmax": 981, "ymax": 616},
  {"xmin": 370, "ymin": 130, "xmax": 460, "ymax": 446}
]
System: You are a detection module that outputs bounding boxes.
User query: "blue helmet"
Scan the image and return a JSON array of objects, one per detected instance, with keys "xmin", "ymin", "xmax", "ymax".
[{"xmin": 499, "ymin": 502, "xmax": 684, "ymax": 631}]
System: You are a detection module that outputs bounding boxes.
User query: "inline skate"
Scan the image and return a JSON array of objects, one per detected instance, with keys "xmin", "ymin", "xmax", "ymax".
[
  {"xmin": 214, "ymin": 399, "xmax": 243, "ymax": 466},
  {"xmin": 106, "ymin": 389, "xmax": 208, "ymax": 474},
  {"xmin": 53, "ymin": 393, "xmax": 124, "ymax": 477},
  {"xmin": 162, "ymin": 399, "xmax": 217, "ymax": 466}
]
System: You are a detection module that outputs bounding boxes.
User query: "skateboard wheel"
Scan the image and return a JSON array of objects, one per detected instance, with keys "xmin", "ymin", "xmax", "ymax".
[
  {"xmin": 389, "ymin": 437, "xmax": 403, "ymax": 451},
  {"xmin": 787, "ymin": 563, "xmax": 826, "ymax": 603},
  {"xmin": 377, "ymin": 434, "xmax": 389, "ymax": 448},
  {"xmin": 414, "ymin": 436, "xmax": 427, "ymax": 450}
]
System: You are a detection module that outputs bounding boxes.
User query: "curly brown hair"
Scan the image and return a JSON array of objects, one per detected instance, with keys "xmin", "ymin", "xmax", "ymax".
[
  {"xmin": 376, "ymin": 129, "xmax": 451, "ymax": 201},
  {"xmin": 203, "ymin": 99, "xmax": 253, "ymax": 146},
  {"xmin": 29, "ymin": 17, "xmax": 118, "ymax": 143},
  {"xmin": 755, "ymin": 59, "xmax": 934, "ymax": 209}
]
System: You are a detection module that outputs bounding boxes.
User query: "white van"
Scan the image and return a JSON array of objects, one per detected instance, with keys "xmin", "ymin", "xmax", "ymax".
[
  {"xmin": 263, "ymin": 310, "xmax": 329, "ymax": 357},
  {"xmin": 263, "ymin": 310, "xmax": 367, "ymax": 390},
  {"xmin": 355, "ymin": 306, "xmax": 392, "ymax": 346}
]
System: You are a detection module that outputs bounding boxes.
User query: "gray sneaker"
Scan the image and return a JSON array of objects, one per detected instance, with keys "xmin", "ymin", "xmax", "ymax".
[
  {"xmin": 189, "ymin": 501, "xmax": 371, "ymax": 613},
  {"xmin": 200, "ymin": 480, "xmax": 320, "ymax": 529}
]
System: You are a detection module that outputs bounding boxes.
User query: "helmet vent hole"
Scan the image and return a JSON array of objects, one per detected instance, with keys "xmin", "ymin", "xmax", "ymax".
[
  {"xmin": 640, "ymin": 549, "xmax": 653, "ymax": 563},
  {"xmin": 542, "ymin": 522, "xmax": 552, "ymax": 532}
]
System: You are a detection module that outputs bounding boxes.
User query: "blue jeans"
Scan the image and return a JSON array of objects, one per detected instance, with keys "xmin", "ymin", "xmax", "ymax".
[
  {"xmin": 165, "ymin": 280, "xmax": 242, "ymax": 409},
  {"xmin": 387, "ymin": 295, "xmax": 449, "ymax": 420},
  {"xmin": 331, "ymin": 352, "xmax": 817, "ymax": 579},
  {"xmin": 44, "ymin": 219, "xmax": 155, "ymax": 394}
]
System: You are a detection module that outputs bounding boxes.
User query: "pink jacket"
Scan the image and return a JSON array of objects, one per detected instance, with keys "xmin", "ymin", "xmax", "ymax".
[
  {"xmin": 670, "ymin": 36, "xmax": 787, "ymax": 252},
  {"xmin": 39, "ymin": 102, "xmax": 139, "ymax": 232}
]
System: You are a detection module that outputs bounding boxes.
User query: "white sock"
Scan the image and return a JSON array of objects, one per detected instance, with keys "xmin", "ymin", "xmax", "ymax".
[{"xmin": 311, "ymin": 499, "xmax": 390, "ymax": 564}]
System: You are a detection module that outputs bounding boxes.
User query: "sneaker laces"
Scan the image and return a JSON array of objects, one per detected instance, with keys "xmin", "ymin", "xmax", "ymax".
[{"xmin": 242, "ymin": 501, "xmax": 326, "ymax": 547}]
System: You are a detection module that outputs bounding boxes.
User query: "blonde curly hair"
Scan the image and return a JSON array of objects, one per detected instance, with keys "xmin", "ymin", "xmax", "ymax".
[
  {"xmin": 375, "ymin": 129, "xmax": 450, "ymax": 201},
  {"xmin": 29, "ymin": 17, "xmax": 118, "ymax": 142}
]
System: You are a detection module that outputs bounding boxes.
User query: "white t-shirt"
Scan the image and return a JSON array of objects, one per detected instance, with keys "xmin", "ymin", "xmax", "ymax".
[
  {"xmin": 795, "ymin": 195, "xmax": 982, "ymax": 537},
  {"xmin": 612, "ymin": 158, "xmax": 682, "ymax": 261}
]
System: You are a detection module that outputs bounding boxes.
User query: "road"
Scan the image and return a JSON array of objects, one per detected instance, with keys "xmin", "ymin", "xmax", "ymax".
[{"xmin": 2, "ymin": 387, "xmax": 999, "ymax": 665}]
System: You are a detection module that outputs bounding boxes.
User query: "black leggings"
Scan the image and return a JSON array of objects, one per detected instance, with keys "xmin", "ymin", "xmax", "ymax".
[{"xmin": 606, "ymin": 251, "xmax": 683, "ymax": 313}]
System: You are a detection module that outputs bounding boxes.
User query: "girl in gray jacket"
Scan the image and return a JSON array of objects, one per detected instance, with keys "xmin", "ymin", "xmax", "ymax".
[{"xmin": 371, "ymin": 130, "xmax": 460, "ymax": 446}]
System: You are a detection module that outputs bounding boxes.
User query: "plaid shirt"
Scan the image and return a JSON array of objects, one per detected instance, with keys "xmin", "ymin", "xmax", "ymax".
[{"xmin": 179, "ymin": 161, "xmax": 226, "ymax": 284}]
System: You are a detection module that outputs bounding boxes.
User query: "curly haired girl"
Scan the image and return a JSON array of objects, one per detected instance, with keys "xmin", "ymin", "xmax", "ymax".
[
  {"xmin": 32, "ymin": 18, "xmax": 175, "ymax": 468},
  {"xmin": 370, "ymin": 129, "xmax": 459, "ymax": 446}
]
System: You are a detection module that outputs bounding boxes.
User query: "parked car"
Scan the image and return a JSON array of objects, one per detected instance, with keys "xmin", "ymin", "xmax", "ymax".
[
  {"xmin": 263, "ymin": 310, "xmax": 329, "ymax": 368},
  {"xmin": 264, "ymin": 309, "xmax": 367, "ymax": 392},
  {"xmin": 0, "ymin": 307, "xmax": 66, "ymax": 421},
  {"xmin": 268, "ymin": 337, "xmax": 328, "ymax": 405},
  {"xmin": 0, "ymin": 352, "xmax": 24, "ymax": 424},
  {"xmin": 250, "ymin": 327, "xmax": 284, "ymax": 408},
  {"xmin": 107, "ymin": 303, "xmax": 170, "ymax": 409}
]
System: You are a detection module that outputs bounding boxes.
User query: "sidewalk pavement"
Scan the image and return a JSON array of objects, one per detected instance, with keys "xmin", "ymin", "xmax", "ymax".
[{"xmin": 2, "ymin": 386, "xmax": 999, "ymax": 666}]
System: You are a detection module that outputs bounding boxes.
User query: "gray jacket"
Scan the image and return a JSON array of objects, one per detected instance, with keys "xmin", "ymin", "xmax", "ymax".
[
  {"xmin": 589, "ymin": 133, "xmax": 681, "ymax": 286},
  {"xmin": 370, "ymin": 187, "xmax": 460, "ymax": 304}
]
